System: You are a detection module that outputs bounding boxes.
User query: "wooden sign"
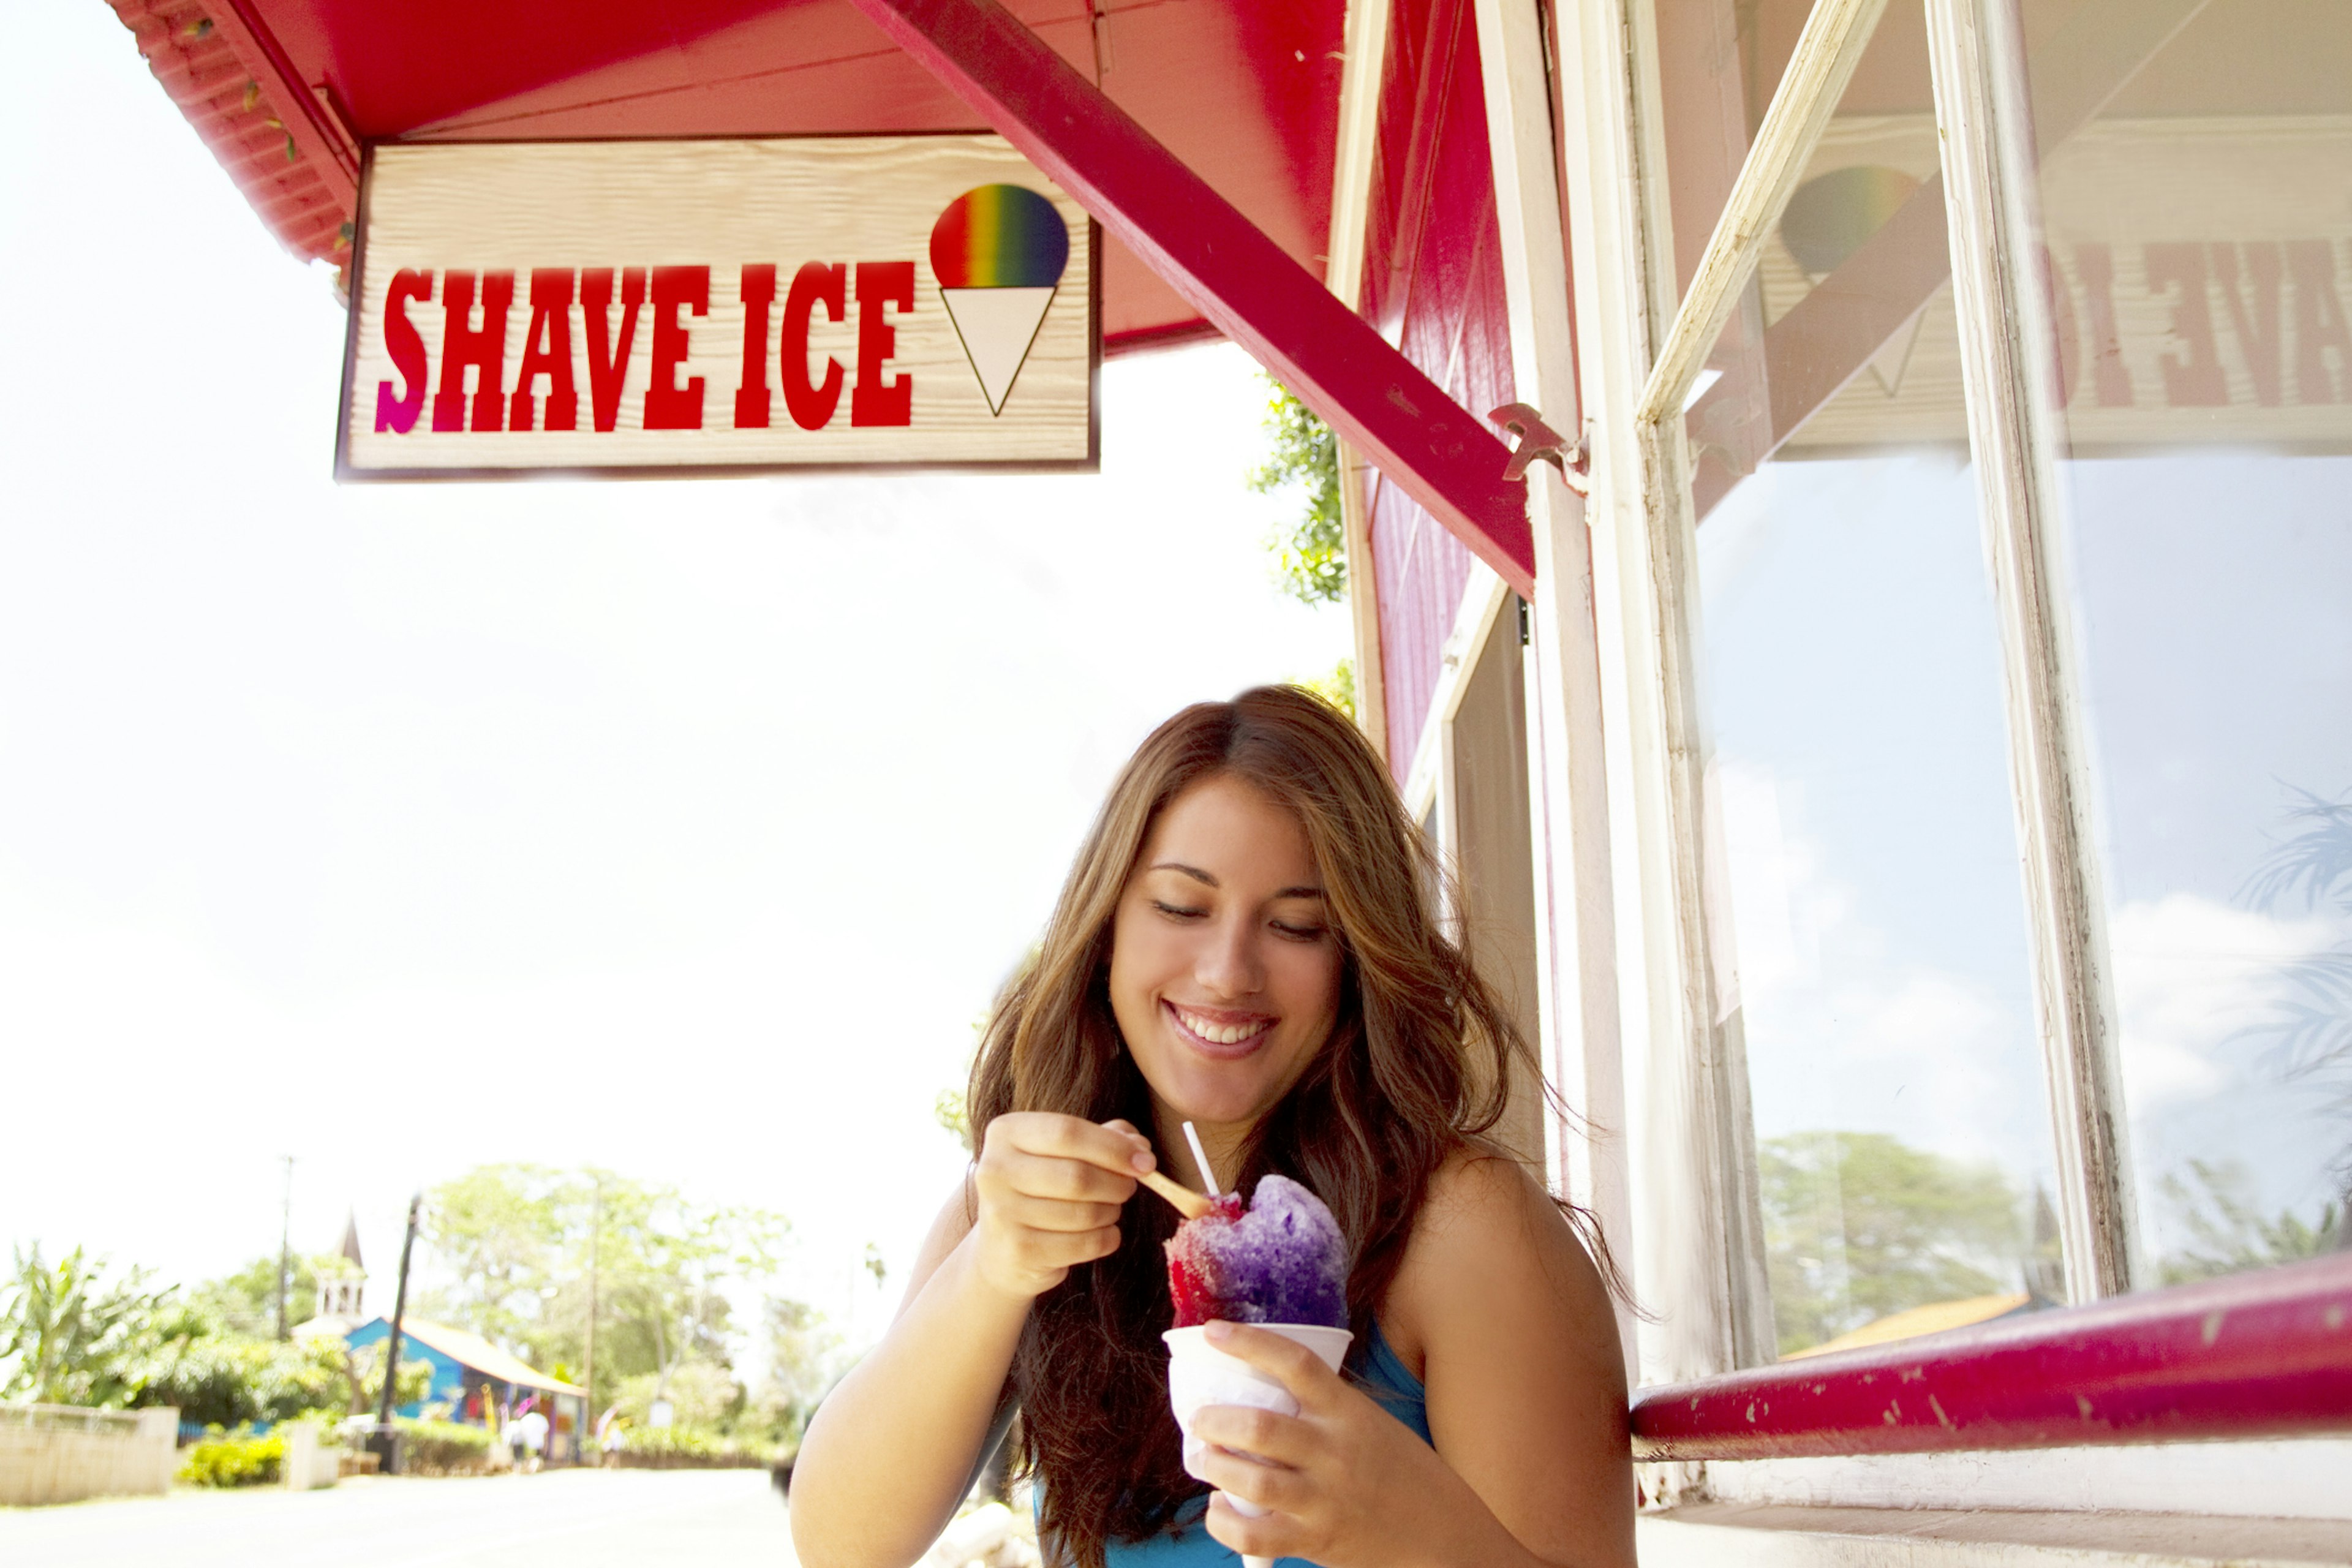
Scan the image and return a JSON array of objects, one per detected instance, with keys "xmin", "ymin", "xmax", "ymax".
[{"xmin": 338, "ymin": 137, "xmax": 1098, "ymax": 479}]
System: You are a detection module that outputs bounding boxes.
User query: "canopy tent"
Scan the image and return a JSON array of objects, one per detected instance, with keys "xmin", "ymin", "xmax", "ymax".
[
  {"xmin": 100, "ymin": 0, "xmax": 1537, "ymax": 592},
  {"xmin": 101, "ymin": 0, "xmax": 1343, "ymax": 355}
]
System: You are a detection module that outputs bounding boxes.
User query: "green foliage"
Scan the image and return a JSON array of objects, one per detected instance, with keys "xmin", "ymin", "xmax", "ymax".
[
  {"xmin": 130, "ymin": 1329, "xmax": 350, "ymax": 1427},
  {"xmin": 1759, "ymin": 1132, "xmax": 2024, "ymax": 1357},
  {"xmin": 396, "ymin": 1415, "xmax": 496, "ymax": 1475},
  {"xmin": 0, "ymin": 1242, "xmax": 440, "ymax": 1425},
  {"xmin": 935, "ymin": 1087, "xmax": 972, "ymax": 1148},
  {"xmin": 1248, "ymin": 379, "xmax": 1345, "ymax": 606},
  {"xmin": 613, "ymin": 1422, "xmax": 781, "ymax": 1468},
  {"xmin": 417, "ymin": 1165, "xmax": 790, "ymax": 1415},
  {"xmin": 178, "ymin": 1427, "xmax": 286, "ymax": 1488},
  {"xmin": 7, "ymin": 1161, "xmax": 806, "ymax": 1464},
  {"xmin": 124, "ymin": 1267, "xmax": 429, "ymax": 1425},
  {"xmin": 1295, "ymin": 660, "xmax": 1356, "ymax": 722},
  {"xmin": 419, "ymin": 1164, "xmax": 573, "ymax": 1352},
  {"xmin": 616, "ymin": 1360, "xmax": 742, "ymax": 1430},
  {"xmin": 750, "ymin": 1295, "xmax": 843, "ymax": 1445},
  {"xmin": 187, "ymin": 1253, "xmax": 325, "ymax": 1340},
  {"xmin": 2157, "ymin": 1159, "xmax": 2343, "ymax": 1285},
  {"xmin": 0, "ymin": 1245, "xmax": 172, "ymax": 1407},
  {"xmin": 340, "ymin": 1340, "xmax": 435, "ymax": 1415}
]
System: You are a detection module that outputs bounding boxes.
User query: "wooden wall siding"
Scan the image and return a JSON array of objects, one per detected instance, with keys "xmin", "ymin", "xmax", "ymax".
[
  {"xmin": 1369, "ymin": 475, "xmax": 1471, "ymax": 774},
  {"xmin": 1358, "ymin": 0, "xmax": 1518, "ymax": 775},
  {"xmin": 1449, "ymin": 606, "xmax": 1547, "ymax": 1174}
]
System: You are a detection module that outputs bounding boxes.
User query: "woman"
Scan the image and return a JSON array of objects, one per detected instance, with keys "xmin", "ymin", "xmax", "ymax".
[{"xmin": 791, "ymin": 687, "xmax": 1633, "ymax": 1568}]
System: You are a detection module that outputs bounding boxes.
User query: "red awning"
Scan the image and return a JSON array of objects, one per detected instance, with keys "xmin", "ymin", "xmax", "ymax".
[{"xmin": 104, "ymin": 0, "xmax": 1344, "ymax": 354}]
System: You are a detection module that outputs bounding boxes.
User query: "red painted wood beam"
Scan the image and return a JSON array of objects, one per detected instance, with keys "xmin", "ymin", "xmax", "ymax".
[
  {"xmin": 844, "ymin": 0, "xmax": 1536, "ymax": 595},
  {"xmin": 1630, "ymin": 1253, "xmax": 2352, "ymax": 1460},
  {"xmin": 216, "ymin": 0, "xmax": 361, "ymax": 189}
]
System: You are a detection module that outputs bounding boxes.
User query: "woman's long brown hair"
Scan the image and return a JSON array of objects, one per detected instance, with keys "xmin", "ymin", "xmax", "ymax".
[{"xmin": 967, "ymin": 686, "xmax": 1610, "ymax": 1568}]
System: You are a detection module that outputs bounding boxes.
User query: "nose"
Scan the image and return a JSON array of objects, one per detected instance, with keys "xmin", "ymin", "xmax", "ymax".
[{"xmin": 1194, "ymin": 910, "xmax": 1264, "ymax": 999}]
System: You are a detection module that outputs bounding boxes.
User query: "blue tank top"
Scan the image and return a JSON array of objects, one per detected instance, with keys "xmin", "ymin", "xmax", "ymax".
[{"xmin": 1095, "ymin": 1323, "xmax": 1431, "ymax": 1568}]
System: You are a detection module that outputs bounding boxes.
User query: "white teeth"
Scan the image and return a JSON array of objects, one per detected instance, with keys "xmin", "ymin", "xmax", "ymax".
[{"xmin": 1175, "ymin": 1008, "xmax": 1269, "ymax": 1046}]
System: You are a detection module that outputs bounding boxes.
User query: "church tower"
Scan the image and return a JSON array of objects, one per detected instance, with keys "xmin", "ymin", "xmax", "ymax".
[{"xmin": 315, "ymin": 1210, "xmax": 367, "ymax": 1320}]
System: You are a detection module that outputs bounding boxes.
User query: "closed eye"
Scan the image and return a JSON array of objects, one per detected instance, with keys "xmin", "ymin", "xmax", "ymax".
[{"xmin": 1152, "ymin": 900, "xmax": 1208, "ymax": 920}]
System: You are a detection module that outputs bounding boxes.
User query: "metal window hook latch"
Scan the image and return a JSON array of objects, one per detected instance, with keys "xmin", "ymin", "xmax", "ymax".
[{"xmin": 1488, "ymin": 402, "xmax": 1591, "ymax": 497}]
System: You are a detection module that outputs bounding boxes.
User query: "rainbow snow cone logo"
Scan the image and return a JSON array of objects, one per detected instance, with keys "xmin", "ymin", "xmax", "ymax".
[{"xmin": 930, "ymin": 184, "xmax": 1071, "ymax": 415}]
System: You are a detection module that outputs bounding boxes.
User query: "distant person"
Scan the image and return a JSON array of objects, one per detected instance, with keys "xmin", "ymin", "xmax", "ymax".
[
  {"xmin": 597, "ymin": 1408, "xmax": 627, "ymax": 1468},
  {"xmin": 516, "ymin": 1406, "xmax": 550, "ymax": 1473}
]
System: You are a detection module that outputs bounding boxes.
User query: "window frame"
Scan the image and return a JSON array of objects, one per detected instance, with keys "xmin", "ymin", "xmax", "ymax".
[
  {"xmin": 1547, "ymin": 0, "xmax": 2146, "ymax": 1373},
  {"xmin": 1516, "ymin": 0, "xmax": 2352, "ymax": 1524}
]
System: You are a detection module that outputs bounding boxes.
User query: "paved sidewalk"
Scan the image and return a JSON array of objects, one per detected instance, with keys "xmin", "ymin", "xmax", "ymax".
[{"xmin": 0, "ymin": 1466, "xmax": 790, "ymax": 1567}]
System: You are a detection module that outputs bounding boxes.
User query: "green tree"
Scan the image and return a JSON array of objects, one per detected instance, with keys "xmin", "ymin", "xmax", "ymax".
[
  {"xmin": 189, "ymin": 1253, "xmax": 328, "ymax": 1339},
  {"xmin": 1759, "ymin": 1132, "xmax": 2024, "ymax": 1356},
  {"xmin": 419, "ymin": 1163, "xmax": 573, "ymax": 1351},
  {"xmin": 0, "ymin": 1245, "xmax": 171, "ymax": 1408},
  {"xmin": 1249, "ymin": 379, "xmax": 1344, "ymax": 606},
  {"xmin": 418, "ymin": 1165, "xmax": 788, "ymax": 1412},
  {"xmin": 935, "ymin": 1087, "xmax": 972, "ymax": 1148},
  {"xmin": 748, "ymin": 1295, "xmax": 845, "ymax": 1444},
  {"xmin": 2156, "ymin": 1159, "xmax": 2342, "ymax": 1284},
  {"xmin": 337, "ymin": 1340, "xmax": 435, "ymax": 1416},
  {"xmin": 2, "ymin": 1244, "xmax": 441, "ymax": 1423},
  {"xmin": 126, "ymin": 1321, "xmax": 425, "ymax": 1425},
  {"xmin": 1297, "ymin": 658, "xmax": 1357, "ymax": 722}
]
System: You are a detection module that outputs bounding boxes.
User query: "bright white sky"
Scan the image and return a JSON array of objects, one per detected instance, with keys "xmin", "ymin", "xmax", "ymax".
[{"xmin": 0, "ymin": 4, "xmax": 1348, "ymax": 1345}]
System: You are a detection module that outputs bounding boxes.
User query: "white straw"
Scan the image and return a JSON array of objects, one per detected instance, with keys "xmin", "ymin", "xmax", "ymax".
[{"xmin": 1181, "ymin": 1121, "xmax": 1221, "ymax": 1199}]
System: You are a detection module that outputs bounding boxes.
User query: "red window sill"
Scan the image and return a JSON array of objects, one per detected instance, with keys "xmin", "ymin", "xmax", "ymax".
[{"xmin": 1629, "ymin": 1253, "xmax": 2352, "ymax": 1460}]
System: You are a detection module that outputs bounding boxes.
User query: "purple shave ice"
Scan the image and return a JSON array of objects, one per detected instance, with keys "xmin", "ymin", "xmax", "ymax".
[{"xmin": 1166, "ymin": 1174, "xmax": 1349, "ymax": 1329}]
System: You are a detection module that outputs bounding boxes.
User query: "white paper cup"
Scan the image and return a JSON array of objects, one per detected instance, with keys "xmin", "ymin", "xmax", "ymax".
[{"xmin": 1163, "ymin": 1323, "xmax": 1352, "ymax": 1568}]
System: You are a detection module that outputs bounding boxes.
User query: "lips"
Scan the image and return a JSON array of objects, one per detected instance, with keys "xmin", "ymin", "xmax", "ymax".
[{"xmin": 1164, "ymin": 1000, "xmax": 1275, "ymax": 1056}]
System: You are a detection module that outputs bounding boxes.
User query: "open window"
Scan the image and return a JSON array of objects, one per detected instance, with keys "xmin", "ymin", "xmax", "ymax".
[{"xmin": 1548, "ymin": 0, "xmax": 2352, "ymax": 1545}]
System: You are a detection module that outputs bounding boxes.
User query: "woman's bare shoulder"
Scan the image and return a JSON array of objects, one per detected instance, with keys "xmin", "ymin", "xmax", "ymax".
[
  {"xmin": 1381, "ymin": 1150, "xmax": 1619, "ymax": 1378},
  {"xmin": 1413, "ymin": 1148, "xmax": 1588, "ymax": 1270}
]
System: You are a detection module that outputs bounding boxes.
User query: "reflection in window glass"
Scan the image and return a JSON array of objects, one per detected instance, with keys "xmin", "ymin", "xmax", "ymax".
[
  {"xmin": 2022, "ymin": 0, "xmax": 2352, "ymax": 1281},
  {"xmin": 1664, "ymin": 0, "xmax": 2064, "ymax": 1357}
]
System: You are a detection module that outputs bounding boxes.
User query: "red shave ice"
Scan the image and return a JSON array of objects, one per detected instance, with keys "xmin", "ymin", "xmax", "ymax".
[{"xmin": 1165, "ymin": 1175, "xmax": 1351, "ymax": 1329}]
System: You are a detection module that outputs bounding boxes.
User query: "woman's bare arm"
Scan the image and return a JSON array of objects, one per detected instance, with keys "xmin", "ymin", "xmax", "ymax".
[
  {"xmin": 788, "ymin": 1115, "xmax": 1156, "ymax": 1568},
  {"xmin": 1387, "ymin": 1155, "xmax": 1635, "ymax": 1568},
  {"xmin": 788, "ymin": 1187, "xmax": 1017, "ymax": 1568}
]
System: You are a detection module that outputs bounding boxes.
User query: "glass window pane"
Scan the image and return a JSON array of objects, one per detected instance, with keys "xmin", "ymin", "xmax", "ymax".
[
  {"xmin": 1659, "ymin": 0, "xmax": 2067, "ymax": 1357},
  {"xmin": 2020, "ymin": 0, "xmax": 2352, "ymax": 1280}
]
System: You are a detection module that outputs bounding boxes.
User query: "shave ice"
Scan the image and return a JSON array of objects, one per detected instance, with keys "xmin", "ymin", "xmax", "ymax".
[{"xmin": 1160, "ymin": 1168, "xmax": 1353, "ymax": 1568}]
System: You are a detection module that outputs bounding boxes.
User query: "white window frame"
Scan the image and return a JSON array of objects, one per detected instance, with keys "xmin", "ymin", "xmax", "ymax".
[
  {"xmin": 1483, "ymin": 0, "xmax": 2348, "ymax": 1541},
  {"xmin": 1541, "ymin": 0, "xmax": 2148, "ymax": 1382}
]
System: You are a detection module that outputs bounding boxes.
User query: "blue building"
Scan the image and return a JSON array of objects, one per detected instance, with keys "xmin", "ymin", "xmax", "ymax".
[{"xmin": 344, "ymin": 1316, "xmax": 590, "ymax": 1465}]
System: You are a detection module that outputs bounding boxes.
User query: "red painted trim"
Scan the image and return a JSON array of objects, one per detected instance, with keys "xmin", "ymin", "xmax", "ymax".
[
  {"xmin": 211, "ymin": 1, "xmax": 361, "ymax": 190},
  {"xmin": 843, "ymin": 0, "xmax": 1537, "ymax": 595},
  {"xmin": 1630, "ymin": 1254, "xmax": 2352, "ymax": 1461},
  {"xmin": 1105, "ymin": 318, "xmax": 1224, "ymax": 358}
]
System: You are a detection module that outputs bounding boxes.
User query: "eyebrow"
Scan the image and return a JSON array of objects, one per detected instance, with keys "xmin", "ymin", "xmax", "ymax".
[{"xmin": 1148, "ymin": 862, "xmax": 1325, "ymax": 900}]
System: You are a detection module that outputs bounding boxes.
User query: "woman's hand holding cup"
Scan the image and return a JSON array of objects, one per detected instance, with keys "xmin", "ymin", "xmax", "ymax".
[{"xmin": 971, "ymin": 1113, "xmax": 1156, "ymax": 1299}]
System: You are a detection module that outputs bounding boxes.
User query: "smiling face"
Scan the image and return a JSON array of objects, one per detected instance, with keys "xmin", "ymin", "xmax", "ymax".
[{"xmin": 1107, "ymin": 771, "xmax": 1345, "ymax": 1164}]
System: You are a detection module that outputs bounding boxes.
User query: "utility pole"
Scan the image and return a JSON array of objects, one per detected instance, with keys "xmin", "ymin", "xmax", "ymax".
[
  {"xmin": 585, "ymin": 1179, "xmax": 601, "ymax": 1430},
  {"xmin": 374, "ymin": 1193, "xmax": 422, "ymax": 1473},
  {"xmin": 275, "ymin": 1156, "xmax": 295, "ymax": 1341}
]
